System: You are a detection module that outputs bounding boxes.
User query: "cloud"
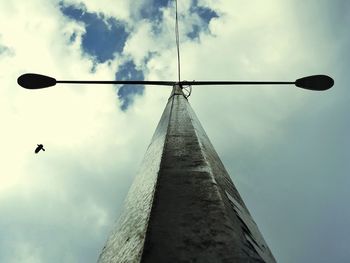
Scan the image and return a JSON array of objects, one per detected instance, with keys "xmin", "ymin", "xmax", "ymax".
[
  {"xmin": 59, "ymin": 2, "xmax": 129, "ymax": 64},
  {"xmin": 0, "ymin": 1, "xmax": 139, "ymax": 261},
  {"xmin": 115, "ymin": 60, "xmax": 145, "ymax": 111},
  {"xmin": 62, "ymin": 0, "xmax": 131, "ymax": 21},
  {"xmin": 0, "ymin": 0, "xmax": 349, "ymax": 262}
]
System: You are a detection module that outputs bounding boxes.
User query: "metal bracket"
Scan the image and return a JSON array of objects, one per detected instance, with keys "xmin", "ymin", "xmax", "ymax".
[{"xmin": 182, "ymin": 83, "xmax": 192, "ymax": 98}]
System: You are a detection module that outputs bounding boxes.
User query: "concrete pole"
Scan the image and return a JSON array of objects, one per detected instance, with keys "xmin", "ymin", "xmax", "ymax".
[{"xmin": 97, "ymin": 85, "xmax": 276, "ymax": 262}]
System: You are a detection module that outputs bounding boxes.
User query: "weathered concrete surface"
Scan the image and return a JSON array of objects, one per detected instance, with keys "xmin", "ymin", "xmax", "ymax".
[{"xmin": 98, "ymin": 85, "xmax": 276, "ymax": 263}]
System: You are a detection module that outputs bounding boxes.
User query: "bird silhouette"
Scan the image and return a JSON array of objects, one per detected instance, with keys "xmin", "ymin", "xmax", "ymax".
[{"xmin": 35, "ymin": 144, "xmax": 45, "ymax": 154}]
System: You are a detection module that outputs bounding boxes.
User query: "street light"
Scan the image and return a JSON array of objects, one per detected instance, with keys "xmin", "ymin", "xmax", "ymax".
[
  {"xmin": 18, "ymin": 73, "xmax": 334, "ymax": 91},
  {"xmin": 17, "ymin": 71, "xmax": 334, "ymax": 262}
]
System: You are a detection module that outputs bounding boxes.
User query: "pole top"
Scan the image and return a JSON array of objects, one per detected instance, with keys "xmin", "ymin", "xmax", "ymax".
[{"xmin": 169, "ymin": 84, "xmax": 186, "ymax": 100}]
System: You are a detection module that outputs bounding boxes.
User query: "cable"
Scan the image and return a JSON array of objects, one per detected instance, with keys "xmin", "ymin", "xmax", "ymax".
[
  {"xmin": 175, "ymin": 0, "xmax": 181, "ymax": 83},
  {"xmin": 182, "ymin": 84, "xmax": 192, "ymax": 98}
]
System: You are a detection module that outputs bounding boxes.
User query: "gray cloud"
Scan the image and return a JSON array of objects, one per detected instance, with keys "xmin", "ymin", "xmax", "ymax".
[{"xmin": 0, "ymin": 0, "xmax": 349, "ymax": 262}]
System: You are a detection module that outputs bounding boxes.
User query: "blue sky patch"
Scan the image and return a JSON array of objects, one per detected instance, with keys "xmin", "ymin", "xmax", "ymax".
[
  {"xmin": 187, "ymin": 24, "xmax": 201, "ymax": 39},
  {"xmin": 58, "ymin": 1, "xmax": 219, "ymax": 110},
  {"xmin": 115, "ymin": 61, "xmax": 145, "ymax": 111},
  {"xmin": 187, "ymin": 0, "xmax": 219, "ymax": 39},
  {"xmin": 140, "ymin": 0, "xmax": 171, "ymax": 21},
  {"xmin": 60, "ymin": 3, "xmax": 128, "ymax": 63},
  {"xmin": 191, "ymin": 0, "xmax": 218, "ymax": 24},
  {"xmin": 188, "ymin": 0, "xmax": 219, "ymax": 39},
  {"xmin": 140, "ymin": 0, "xmax": 219, "ymax": 39}
]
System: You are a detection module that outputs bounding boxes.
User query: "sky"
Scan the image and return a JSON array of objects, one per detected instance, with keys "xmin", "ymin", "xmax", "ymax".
[{"xmin": 0, "ymin": 0, "xmax": 349, "ymax": 262}]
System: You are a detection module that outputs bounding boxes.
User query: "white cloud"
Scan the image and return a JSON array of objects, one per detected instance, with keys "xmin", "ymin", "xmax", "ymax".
[
  {"xmin": 0, "ymin": 2, "xmax": 140, "ymax": 261},
  {"xmin": 0, "ymin": 0, "xmax": 348, "ymax": 262},
  {"xmin": 62, "ymin": 0, "xmax": 131, "ymax": 21}
]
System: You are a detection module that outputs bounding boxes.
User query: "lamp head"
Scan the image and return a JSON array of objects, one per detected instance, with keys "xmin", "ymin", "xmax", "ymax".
[
  {"xmin": 18, "ymin": 73, "xmax": 56, "ymax": 89},
  {"xmin": 295, "ymin": 75, "xmax": 334, "ymax": 91}
]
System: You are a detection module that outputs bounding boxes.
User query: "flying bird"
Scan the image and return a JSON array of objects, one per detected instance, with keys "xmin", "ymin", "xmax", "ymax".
[{"xmin": 35, "ymin": 144, "xmax": 45, "ymax": 154}]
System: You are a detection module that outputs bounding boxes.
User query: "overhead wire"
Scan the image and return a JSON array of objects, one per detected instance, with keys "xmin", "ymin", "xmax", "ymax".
[
  {"xmin": 175, "ymin": 0, "xmax": 181, "ymax": 83},
  {"xmin": 175, "ymin": 0, "xmax": 192, "ymax": 97}
]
